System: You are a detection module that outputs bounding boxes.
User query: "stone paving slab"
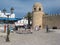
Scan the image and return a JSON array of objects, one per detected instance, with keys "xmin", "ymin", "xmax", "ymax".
[
  {"xmin": 0, "ymin": 32, "xmax": 6, "ymax": 37},
  {"xmin": 0, "ymin": 29, "xmax": 60, "ymax": 45}
]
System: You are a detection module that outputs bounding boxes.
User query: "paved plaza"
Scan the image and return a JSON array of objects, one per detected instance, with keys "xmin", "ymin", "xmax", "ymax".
[{"xmin": 0, "ymin": 29, "xmax": 60, "ymax": 45}]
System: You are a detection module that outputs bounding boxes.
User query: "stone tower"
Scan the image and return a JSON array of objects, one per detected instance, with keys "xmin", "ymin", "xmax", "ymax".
[{"xmin": 32, "ymin": 2, "xmax": 44, "ymax": 29}]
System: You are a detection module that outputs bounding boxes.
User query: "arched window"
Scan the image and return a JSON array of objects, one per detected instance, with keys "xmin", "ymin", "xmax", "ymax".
[
  {"xmin": 34, "ymin": 8, "xmax": 36, "ymax": 11},
  {"xmin": 39, "ymin": 8, "xmax": 41, "ymax": 11}
]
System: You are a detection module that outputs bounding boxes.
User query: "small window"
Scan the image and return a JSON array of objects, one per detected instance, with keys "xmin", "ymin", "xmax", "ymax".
[
  {"xmin": 39, "ymin": 8, "xmax": 41, "ymax": 11},
  {"xmin": 34, "ymin": 8, "xmax": 36, "ymax": 11}
]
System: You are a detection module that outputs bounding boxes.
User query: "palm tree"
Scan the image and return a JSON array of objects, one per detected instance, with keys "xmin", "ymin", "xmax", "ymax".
[
  {"xmin": 10, "ymin": 7, "xmax": 14, "ymax": 14},
  {"xmin": 26, "ymin": 12, "xmax": 32, "ymax": 29}
]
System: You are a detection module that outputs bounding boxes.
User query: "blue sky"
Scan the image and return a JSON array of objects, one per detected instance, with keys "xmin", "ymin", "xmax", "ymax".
[{"xmin": 0, "ymin": 0, "xmax": 60, "ymax": 18}]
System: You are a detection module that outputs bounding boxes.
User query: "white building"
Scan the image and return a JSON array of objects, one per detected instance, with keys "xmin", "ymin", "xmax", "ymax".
[
  {"xmin": 0, "ymin": 10, "xmax": 16, "ymax": 32},
  {"xmin": 0, "ymin": 10, "xmax": 15, "ymax": 18},
  {"xmin": 15, "ymin": 18, "xmax": 28, "ymax": 26}
]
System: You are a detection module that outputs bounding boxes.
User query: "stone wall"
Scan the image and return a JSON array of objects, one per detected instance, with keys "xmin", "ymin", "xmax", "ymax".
[
  {"xmin": 32, "ymin": 11, "xmax": 44, "ymax": 29},
  {"xmin": 43, "ymin": 15, "xmax": 60, "ymax": 29}
]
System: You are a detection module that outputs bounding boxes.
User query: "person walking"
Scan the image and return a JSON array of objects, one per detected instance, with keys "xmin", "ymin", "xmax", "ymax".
[{"xmin": 46, "ymin": 25, "xmax": 49, "ymax": 32}]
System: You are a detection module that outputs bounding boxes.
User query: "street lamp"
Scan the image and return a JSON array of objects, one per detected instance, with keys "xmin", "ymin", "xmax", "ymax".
[
  {"xmin": 3, "ymin": 8, "xmax": 10, "ymax": 42},
  {"xmin": 3, "ymin": 8, "xmax": 6, "ymax": 33},
  {"xmin": 6, "ymin": 15, "xmax": 10, "ymax": 42},
  {"xmin": 2, "ymin": 8, "xmax": 6, "ymax": 15},
  {"xmin": 3, "ymin": 7, "xmax": 14, "ymax": 42},
  {"xmin": 10, "ymin": 7, "xmax": 14, "ymax": 14}
]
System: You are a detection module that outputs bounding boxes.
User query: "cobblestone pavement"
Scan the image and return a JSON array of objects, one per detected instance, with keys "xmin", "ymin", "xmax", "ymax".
[{"xmin": 0, "ymin": 29, "xmax": 60, "ymax": 45}]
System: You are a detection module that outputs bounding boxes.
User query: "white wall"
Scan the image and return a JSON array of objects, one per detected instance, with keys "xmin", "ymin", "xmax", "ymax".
[
  {"xmin": 15, "ymin": 18, "xmax": 28, "ymax": 26},
  {"xmin": 0, "ymin": 11, "xmax": 15, "ymax": 18}
]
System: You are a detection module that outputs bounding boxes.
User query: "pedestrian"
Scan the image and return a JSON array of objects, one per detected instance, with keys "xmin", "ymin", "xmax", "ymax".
[
  {"xmin": 46, "ymin": 25, "xmax": 49, "ymax": 32},
  {"xmin": 35, "ymin": 25, "xmax": 39, "ymax": 31},
  {"xmin": 38, "ymin": 25, "xmax": 41, "ymax": 30},
  {"xmin": 24, "ymin": 25, "xmax": 27, "ymax": 30},
  {"xmin": 4, "ymin": 24, "xmax": 6, "ymax": 32}
]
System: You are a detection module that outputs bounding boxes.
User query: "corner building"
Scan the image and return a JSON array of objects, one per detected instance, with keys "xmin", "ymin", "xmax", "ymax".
[{"xmin": 32, "ymin": 2, "xmax": 60, "ymax": 29}]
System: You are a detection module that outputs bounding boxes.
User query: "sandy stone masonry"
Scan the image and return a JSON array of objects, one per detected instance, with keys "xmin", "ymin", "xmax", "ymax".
[
  {"xmin": 43, "ymin": 15, "xmax": 60, "ymax": 29},
  {"xmin": 32, "ymin": 2, "xmax": 60, "ymax": 29}
]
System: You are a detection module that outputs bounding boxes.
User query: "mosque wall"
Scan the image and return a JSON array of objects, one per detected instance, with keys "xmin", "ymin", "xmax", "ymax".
[
  {"xmin": 32, "ymin": 2, "xmax": 60, "ymax": 29},
  {"xmin": 42, "ymin": 15, "xmax": 60, "ymax": 29},
  {"xmin": 32, "ymin": 11, "xmax": 44, "ymax": 29}
]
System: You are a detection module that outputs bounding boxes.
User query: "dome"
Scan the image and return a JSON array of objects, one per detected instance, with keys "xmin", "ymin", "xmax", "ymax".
[
  {"xmin": 33, "ymin": 2, "xmax": 43, "ymax": 12},
  {"xmin": 33, "ymin": 2, "xmax": 42, "ymax": 7}
]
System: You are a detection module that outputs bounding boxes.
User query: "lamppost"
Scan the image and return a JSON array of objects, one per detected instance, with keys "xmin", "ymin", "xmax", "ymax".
[
  {"xmin": 10, "ymin": 7, "xmax": 14, "ymax": 14},
  {"xmin": 3, "ymin": 8, "xmax": 10, "ymax": 42},
  {"xmin": 3, "ymin": 7, "xmax": 14, "ymax": 42},
  {"xmin": 6, "ymin": 15, "xmax": 10, "ymax": 42},
  {"xmin": 2, "ymin": 8, "xmax": 6, "ymax": 33}
]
